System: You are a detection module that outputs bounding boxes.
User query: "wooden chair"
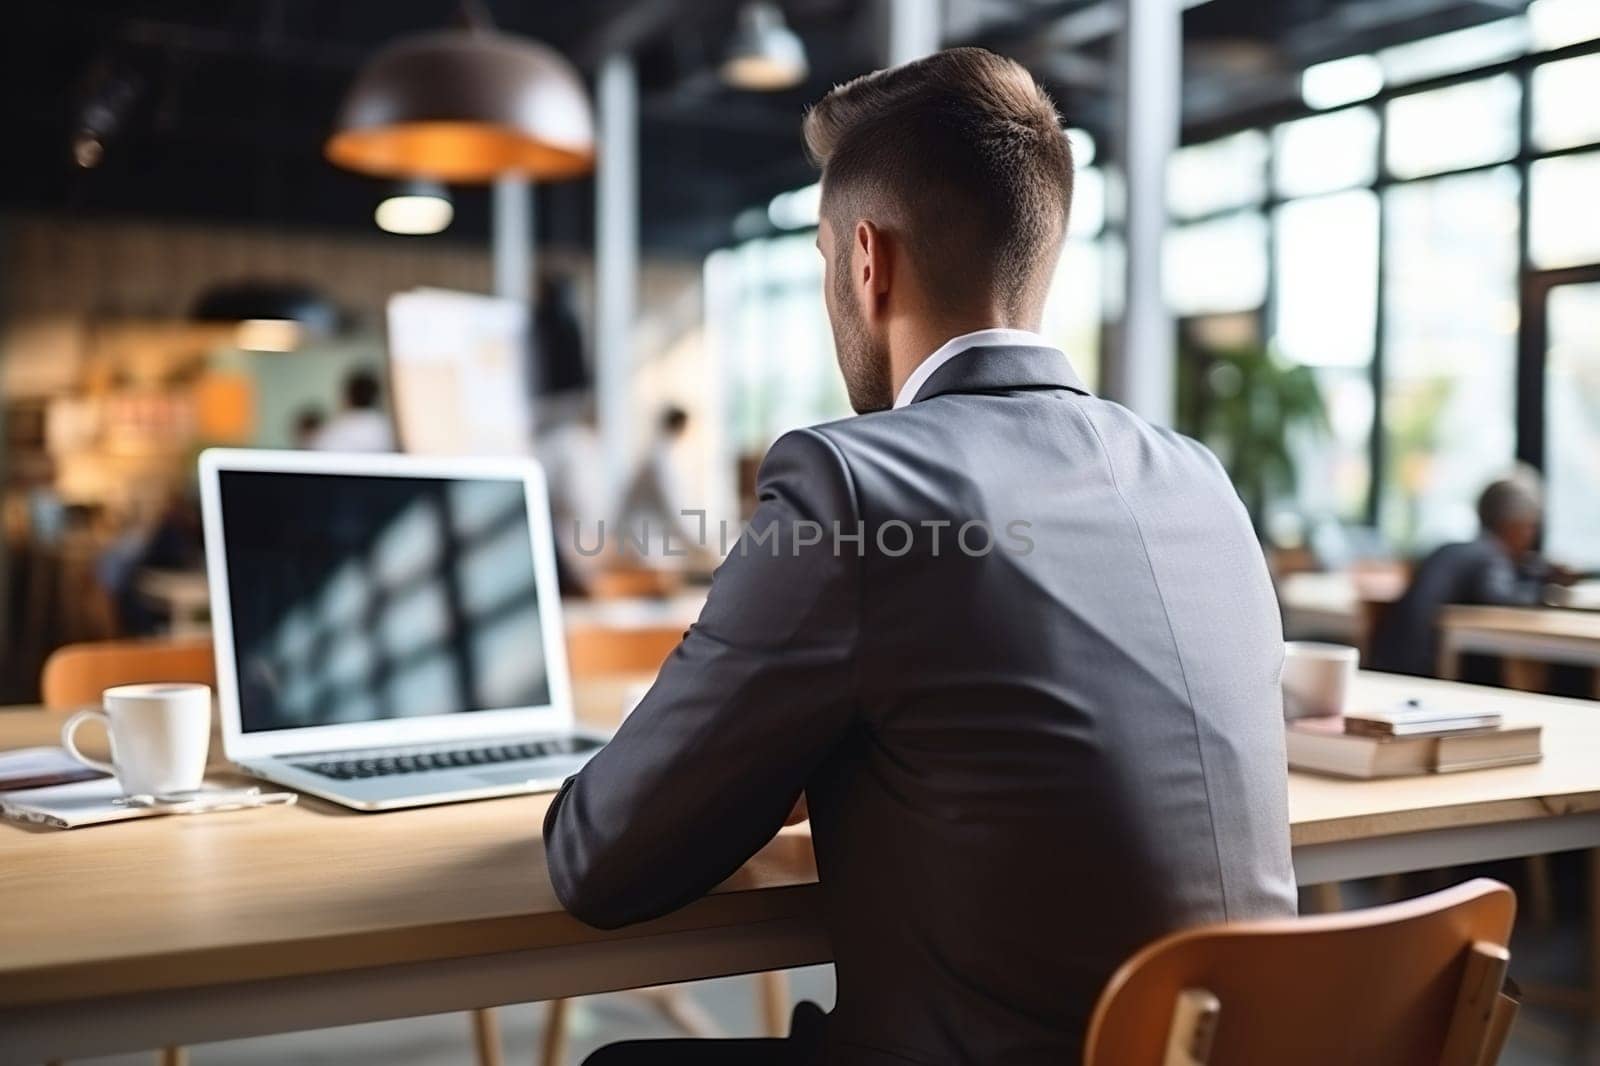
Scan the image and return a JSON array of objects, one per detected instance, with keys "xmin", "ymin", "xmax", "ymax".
[
  {"xmin": 1084, "ymin": 878, "xmax": 1519, "ymax": 1066},
  {"xmin": 41, "ymin": 638, "xmax": 217, "ymax": 710},
  {"xmin": 39, "ymin": 639, "xmax": 504, "ymax": 1066},
  {"xmin": 588, "ymin": 565, "xmax": 684, "ymax": 601},
  {"xmin": 565, "ymin": 623, "xmax": 685, "ymax": 679},
  {"xmin": 538, "ymin": 627, "xmax": 793, "ymax": 1066}
]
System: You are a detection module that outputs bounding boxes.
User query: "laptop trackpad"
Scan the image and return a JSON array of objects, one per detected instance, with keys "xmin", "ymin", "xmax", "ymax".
[{"xmin": 473, "ymin": 768, "xmax": 551, "ymax": 786}]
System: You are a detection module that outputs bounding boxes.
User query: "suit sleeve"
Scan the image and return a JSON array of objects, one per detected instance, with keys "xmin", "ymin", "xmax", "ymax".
[
  {"xmin": 543, "ymin": 428, "xmax": 860, "ymax": 929},
  {"xmin": 1470, "ymin": 551, "xmax": 1544, "ymax": 607}
]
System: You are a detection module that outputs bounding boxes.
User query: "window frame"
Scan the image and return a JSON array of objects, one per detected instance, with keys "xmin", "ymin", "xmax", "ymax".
[{"xmin": 1177, "ymin": 35, "xmax": 1600, "ymax": 535}]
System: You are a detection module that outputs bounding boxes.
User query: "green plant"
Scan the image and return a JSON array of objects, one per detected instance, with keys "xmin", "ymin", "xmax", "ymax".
[{"xmin": 1176, "ymin": 341, "xmax": 1329, "ymax": 532}]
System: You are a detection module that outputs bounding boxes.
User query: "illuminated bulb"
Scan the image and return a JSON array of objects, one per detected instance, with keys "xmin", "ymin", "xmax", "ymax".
[
  {"xmin": 722, "ymin": 3, "xmax": 808, "ymax": 91},
  {"xmin": 235, "ymin": 319, "xmax": 303, "ymax": 353},
  {"xmin": 375, "ymin": 180, "xmax": 454, "ymax": 235}
]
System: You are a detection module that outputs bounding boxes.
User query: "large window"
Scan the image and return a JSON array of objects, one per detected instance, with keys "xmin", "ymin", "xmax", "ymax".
[
  {"xmin": 1531, "ymin": 53, "xmax": 1600, "ymax": 149},
  {"xmin": 1544, "ymin": 281, "xmax": 1600, "ymax": 569},
  {"xmin": 706, "ymin": 234, "xmax": 844, "ymax": 454},
  {"xmin": 1165, "ymin": 212, "xmax": 1269, "ymax": 316},
  {"xmin": 1273, "ymin": 191, "xmax": 1379, "ymax": 521},
  {"xmin": 709, "ymin": 21, "xmax": 1600, "ymax": 559},
  {"xmin": 1273, "ymin": 107, "xmax": 1379, "ymax": 198},
  {"xmin": 1385, "ymin": 74, "xmax": 1521, "ymax": 179},
  {"xmin": 1166, "ymin": 21, "xmax": 1600, "ymax": 554},
  {"xmin": 1168, "ymin": 131, "xmax": 1268, "ymax": 219},
  {"xmin": 1529, "ymin": 151, "xmax": 1600, "ymax": 269},
  {"xmin": 1381, "ymin": 168, "xmax": 1521, "ymax": 546}
]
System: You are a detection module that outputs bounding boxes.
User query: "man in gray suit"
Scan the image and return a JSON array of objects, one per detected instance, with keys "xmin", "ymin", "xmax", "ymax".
[{"xmin": 547, "ymin": 47, "xmax": 1296, "ymax": 1066}]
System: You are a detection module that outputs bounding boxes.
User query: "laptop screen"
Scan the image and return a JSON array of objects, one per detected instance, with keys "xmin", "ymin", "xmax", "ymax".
[{"xmin": 217, "ymin": 470, "xmax": 552, "ymax": 734}]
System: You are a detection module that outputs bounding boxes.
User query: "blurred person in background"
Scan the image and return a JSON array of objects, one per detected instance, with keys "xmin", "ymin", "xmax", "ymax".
[
  {"xmin": 615, "ymin": 405, "xmax": 709, "ymax": 566},
  {"xmin": 537, "ymin": 395, "xmax": 607, "ymax": 596},
  {"xmin": 1370, "ymin": 467, "xmax": 1579, "ymax": 677},
  {"xmin": 310, "ymin": 368, "xmax": 393, "ymax": 453},
  {"xmin": 292, "ymin": 406, "xmax": 326, "ymax": 450},
  {"xmin": 96, "ymin": 492, "xmax": 204, "ymax": 635}
]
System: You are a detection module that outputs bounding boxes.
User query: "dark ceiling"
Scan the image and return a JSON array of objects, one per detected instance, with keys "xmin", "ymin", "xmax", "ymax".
[{"xmin": 0, "ymin": 0, "xmax": 1524, "ymax": 256}]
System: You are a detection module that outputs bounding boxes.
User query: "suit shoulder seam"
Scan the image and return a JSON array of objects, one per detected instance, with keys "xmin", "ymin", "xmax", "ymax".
[
  {"xmin": 791, "ymin": 425, "xmax": 865, "ymax": 708},
  {"xmin": 1074, "ymin": 406, "xmax": 1232, "ymax": 921}
]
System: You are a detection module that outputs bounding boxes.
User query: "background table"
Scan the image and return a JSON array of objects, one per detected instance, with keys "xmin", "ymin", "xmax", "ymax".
[
  {"xmin": 1438, "ymin": 605, "xmax": 1600, "ymax": 698},
  {"xmin": 4, "ymin": 672, "xmax": 1599, "ymax": 1062}
]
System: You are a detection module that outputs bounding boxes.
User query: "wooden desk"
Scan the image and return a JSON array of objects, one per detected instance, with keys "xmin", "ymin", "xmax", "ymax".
[
  {"xmin": 1438, "ymin": 605, "xmax": 1600, "ymax": 697},
  {"xmin": 4, "ymin": 673, "xmax": 1600, "ymax": 1061},
  {"xmin": 1279, "ymin": 569, "xmax": 1405, "ymax": 649}
]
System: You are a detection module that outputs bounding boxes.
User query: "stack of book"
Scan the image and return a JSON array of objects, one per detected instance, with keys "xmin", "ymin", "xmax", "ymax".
[{"xmin": 1287, "ymin": 701, "xmax": 1542, "ymax": 779}]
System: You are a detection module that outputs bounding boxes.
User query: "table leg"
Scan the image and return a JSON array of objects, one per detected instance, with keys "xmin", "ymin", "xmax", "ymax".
[
  {"xmin": 471, "ymin": 1007, "xmax": 503, "ymax": 1066},
  {"xmin": 1503, "ymin": 658, "xmax": 1548, "ymax": 693},
  {"xmin": 540, "ymin": 999, "xmax": 571, "ymax": 1066},
  {"xmin": 1438, "ymin": 635, "xmax": 1462, "ymax": 682},
  {"xmin": 1590, "ymin": 849, "xmax": 1600, "ymax": 1019},
  {"xmin": 1525, "ymin": 855, "xmax": 1556, "ymax": 927},
  {"xmin": 758, "ymin": 971, "xmax": 792, "ymax": 1037},
  {"xmin": 639, "ymin": 987, "xmax": 721, "ymax": 1037},
  {"xmin": 1308, "ymin": 882, "xmax": 1343, "ymax": 913}
]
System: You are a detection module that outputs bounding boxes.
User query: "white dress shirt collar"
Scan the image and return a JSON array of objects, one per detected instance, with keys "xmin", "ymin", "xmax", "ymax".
[{"xmin": 892, "ymin": 328, "xmax": 1061, "ymax": 410}]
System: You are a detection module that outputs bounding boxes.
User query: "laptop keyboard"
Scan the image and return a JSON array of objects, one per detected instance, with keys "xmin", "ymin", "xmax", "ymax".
[{"xmin": 291, "ymin": 737, "xmax": 602, "ymax": 781}]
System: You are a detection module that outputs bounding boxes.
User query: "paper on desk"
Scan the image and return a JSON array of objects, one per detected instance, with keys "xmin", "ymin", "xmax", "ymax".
[
  {"xmin": 0, "ymin": 777, "xmax": 153, "ymax": 829},
  {"xmin": 0, "ymin": 746, "xmax": 107, "ymax": 792},
  {"xmin": 0, "ymin": 777, "xmax": 299, "ymax": 829}
]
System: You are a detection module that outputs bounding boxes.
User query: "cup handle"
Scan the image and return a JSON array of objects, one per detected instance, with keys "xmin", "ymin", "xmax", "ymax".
[{"xmin": 61, "ymin": 709, "xmax": 117, "ymax": 776}]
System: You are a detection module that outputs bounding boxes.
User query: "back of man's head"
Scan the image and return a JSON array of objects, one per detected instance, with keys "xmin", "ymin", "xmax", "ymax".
[{"xmin": 803, "ymin": 47, "xmax": 1072, "ymax": 323}]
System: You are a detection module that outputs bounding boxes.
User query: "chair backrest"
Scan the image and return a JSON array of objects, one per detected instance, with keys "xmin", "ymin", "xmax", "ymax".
[
  {"xmin": 564, "ymin": 625, "xmax": 683, "ymax": 680},
  {"xmin": 40, "ymin": 639, "xmax": 217, "ymax": 711},
  {"xmin": 1084, "ymin": 879, "xmax": 1517, "ymax": 1066},
  {"xmin": 588, "ymin": 566, "xmax": 684, "ymax": 601}
]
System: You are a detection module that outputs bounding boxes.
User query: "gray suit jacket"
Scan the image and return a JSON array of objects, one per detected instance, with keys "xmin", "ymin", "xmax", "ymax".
[{"xmin": 545, "ymin": 345, "xmax": 1297, "ymax": 1065}]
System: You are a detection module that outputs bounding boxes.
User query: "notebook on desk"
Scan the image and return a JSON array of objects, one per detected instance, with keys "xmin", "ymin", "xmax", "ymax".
[
  {"xmin": 1287, "ymin": 716, "xmax": 1542, "ymax": 779},
  {"xmin": 198, "ymin": 449, "xmax": 607, "ymax": 812}
]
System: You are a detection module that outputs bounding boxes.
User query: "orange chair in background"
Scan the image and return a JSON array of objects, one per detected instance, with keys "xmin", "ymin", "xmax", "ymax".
[
  {"xmin": 41, "ymin": 639, "xmax": 216, "ymax": 710},
  {"xmin": 1084, "ymin": 878, "xmax": 1518, "ymax": 1066}
]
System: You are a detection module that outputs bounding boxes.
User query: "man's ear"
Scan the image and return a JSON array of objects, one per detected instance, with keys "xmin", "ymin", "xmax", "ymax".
[{"xmin": 855, "ymin": 219, "xmax": 892, "ymax": 317}]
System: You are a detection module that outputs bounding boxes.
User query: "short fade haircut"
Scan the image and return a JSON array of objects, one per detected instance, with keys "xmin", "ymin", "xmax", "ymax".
[{"xmin": 803, "ymin": 47, "xmax": 1072, "ymax": 321}]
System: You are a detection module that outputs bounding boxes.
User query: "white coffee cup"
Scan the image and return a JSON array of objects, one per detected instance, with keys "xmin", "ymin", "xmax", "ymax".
[
  {"xmin": 61, "ymin": 683, "xmax": 212, "ymax": 797},
  {"xmin": 1281, "ymin": 642, "xmax": 1360, "ymax": 720}
]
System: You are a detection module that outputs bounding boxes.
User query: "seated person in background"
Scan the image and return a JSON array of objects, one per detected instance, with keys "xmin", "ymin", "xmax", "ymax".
[
  {"xmin": 614, "ymin": 405, "xmax": 714, "ymax": 570},
  {"xmin": 292, "ymin": 405, "xmax": 326, "ymax": 450},
  {"xmin": 310, "ymin": 368, "xmax": 394, "ymax": 453},
  {"xmin": 546, "ymin": 47, "xmax": 1296, "ymax": 1066},
  {"xmin": 1370, "ymin": 469, "xmax": 1576, "ymax": 677}
]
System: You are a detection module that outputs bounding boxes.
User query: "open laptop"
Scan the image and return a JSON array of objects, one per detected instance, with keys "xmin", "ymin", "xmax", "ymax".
[{"xmin": 198, "ymin": 448, "xmax": 603, "ymax": 811}]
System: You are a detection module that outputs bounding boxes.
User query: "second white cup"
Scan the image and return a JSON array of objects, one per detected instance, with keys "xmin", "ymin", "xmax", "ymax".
[
  {"xmin": 61, "ymin": 683, "xmax": 212, "ymax": 797},
  {"xmin": 1281, "ymin": 642, "xmax": 1359, "ymax": 720}
]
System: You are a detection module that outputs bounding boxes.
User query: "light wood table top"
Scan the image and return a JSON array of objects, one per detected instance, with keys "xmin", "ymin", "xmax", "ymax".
[
  {"xmin": 1288, "ymin": 673, "xmax": 1600, "ymax": 846},
  {"xmin": 0, "ymin": 676, "xmax": 813, "ymax": 1012},
  {"xmin": 1439, "ymin": 604, "xmax": 1600, "ymax": 644},
  {"xmin": 3, "ymin": 672, "xmax": 1598, "ymax": 1014}
]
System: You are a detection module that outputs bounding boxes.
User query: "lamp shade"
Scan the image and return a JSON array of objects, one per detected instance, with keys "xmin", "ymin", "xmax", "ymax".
[
  {"xmin": 192, "ymin": 282, "xmax": 341, "ymax": 351},
  {"xmin": 326, "ymin": 29, "xmax": 595, "ymax": 183},
  {"xmin": 722, "ymin": 3, "xmax": 808, "ymax": 91}
]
